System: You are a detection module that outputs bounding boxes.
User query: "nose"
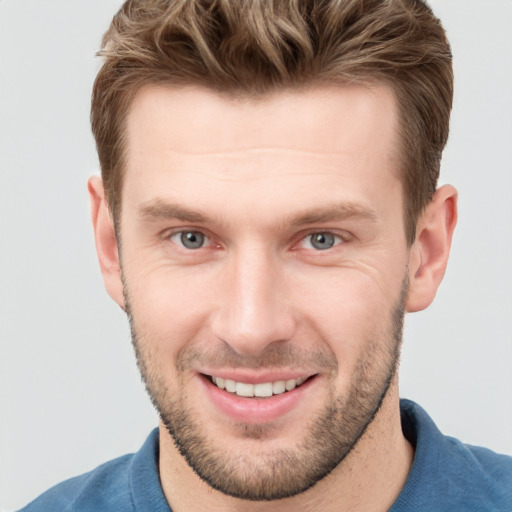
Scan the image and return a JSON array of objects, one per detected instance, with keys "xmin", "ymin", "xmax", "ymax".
[{"xmin": 210, "ymin": 246, "xmax": 296, "ymax": 356}]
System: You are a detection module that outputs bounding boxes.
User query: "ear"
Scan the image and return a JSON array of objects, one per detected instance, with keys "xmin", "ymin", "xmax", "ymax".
[
  {"xmin": 406, "ymin": 185, "xmax": 458, "ymax": 312},
  {"xmin": 88, "ymin": 176, "xmax": 125, "ymax": 309}
]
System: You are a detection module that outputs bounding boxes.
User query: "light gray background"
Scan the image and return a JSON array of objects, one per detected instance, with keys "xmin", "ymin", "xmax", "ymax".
[{"xmin": 1, "ymin": 1, "xmax": 511, "ymax": 510}]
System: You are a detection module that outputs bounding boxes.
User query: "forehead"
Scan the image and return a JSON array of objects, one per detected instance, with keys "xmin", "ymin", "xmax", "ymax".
[
  {"xmin": 125, "ymin": 83, "xmax": 399, "ymax": 158},
  {"xmin": 122, "ymin": 84, "xmax": 402, "ymax": 225}
]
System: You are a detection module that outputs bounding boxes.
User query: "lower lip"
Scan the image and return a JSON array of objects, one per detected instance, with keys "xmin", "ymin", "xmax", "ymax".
[{"xmin": 199, "ymin": 374, "xmax": 317, "ymax": 424}]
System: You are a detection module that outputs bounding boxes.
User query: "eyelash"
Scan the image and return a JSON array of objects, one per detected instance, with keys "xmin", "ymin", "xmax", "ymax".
[
  {"xmin": 165, "ymin": 228, "xmax": 349, "ymax": 252},
  {"xmin": 296, "ymin": 231, "xmax": 345, "ymax": 251},
  {"xmin": 168, "ymin": 230, "xmax": 214, "ymax": 250}
]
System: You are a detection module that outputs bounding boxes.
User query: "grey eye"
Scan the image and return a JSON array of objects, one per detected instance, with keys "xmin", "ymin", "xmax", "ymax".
[
  {"xmin": 179, "ymin": 231, "xmax": 206, "ymax": 249},
  {"xmin": 309, "ymin": 232, "xmax": 336, "ymax": 250}
]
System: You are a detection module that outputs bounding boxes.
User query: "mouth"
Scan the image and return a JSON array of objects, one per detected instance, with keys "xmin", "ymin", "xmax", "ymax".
[
  {"xmin": 200, "ymin": 372, "xmax": 319, "ymax": 423},
  {"xmin": 206, "ymin": 374, "xmax": 313, "ymax": 398}
]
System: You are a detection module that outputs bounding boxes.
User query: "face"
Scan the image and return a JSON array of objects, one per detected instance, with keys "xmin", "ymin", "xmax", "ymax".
[{"xmin": 118, "ymin": 84, "xmax": 411, "ymax": 500}]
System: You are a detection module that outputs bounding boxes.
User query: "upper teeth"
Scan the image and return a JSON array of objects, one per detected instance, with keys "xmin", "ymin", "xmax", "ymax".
[{"xmin": 211, "ymin": 376, "xmax": 308, "ymax": 397}]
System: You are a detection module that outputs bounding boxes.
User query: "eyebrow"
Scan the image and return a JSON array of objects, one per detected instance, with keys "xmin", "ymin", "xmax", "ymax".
[
  {"xmin": 289, "ymin": 203, "xmax": 378, "ymax": 226},
  {"xmin": 139, "ymin": 200, "xmax": 209, "ymax": 223},
  {"xmin": 138, "ymin": 198, "xmax": 378, "ymax": 226}
]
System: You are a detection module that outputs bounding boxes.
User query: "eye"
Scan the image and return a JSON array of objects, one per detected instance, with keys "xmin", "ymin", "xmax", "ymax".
[
  {"xmin": 300, "ymin": 232, "xmax": 342, "ymax": 251},
  {"xmin": 171, "ymin": 230, "xmax": 209, "ymax": 250}
]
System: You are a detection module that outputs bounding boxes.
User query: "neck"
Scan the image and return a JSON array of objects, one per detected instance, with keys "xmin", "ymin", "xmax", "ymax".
[{"xmin": 159, "ymin": 379, "xmax": 413, "ymax": 512}]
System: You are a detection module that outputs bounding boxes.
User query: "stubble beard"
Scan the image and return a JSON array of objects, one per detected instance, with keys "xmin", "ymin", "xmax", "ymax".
[{"xmin": 125, "ymin": 276, "xmax": 408, "ymax": 501}]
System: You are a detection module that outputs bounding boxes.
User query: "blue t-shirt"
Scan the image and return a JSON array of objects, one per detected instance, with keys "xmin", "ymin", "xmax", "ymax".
[{"xmin": 19, "ymin": 400, "xmax": 512, "ymax": 511}]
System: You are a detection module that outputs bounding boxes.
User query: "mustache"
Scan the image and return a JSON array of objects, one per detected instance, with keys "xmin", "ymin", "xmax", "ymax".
[
  {"xmin": 175, "ymin": 341, "xmax": 338, "ymax": 373},
  {"xmin": 123, "ymin": 284, "xmax": 338, "ymax": 374}
]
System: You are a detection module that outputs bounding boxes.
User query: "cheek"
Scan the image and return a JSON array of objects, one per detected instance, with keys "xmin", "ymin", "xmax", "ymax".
[
  {"xmin": 293, "ymin": 268, "xmax": 400, "ymax": 357},
  {"xmin": 125, "ymin": 266, "xmax": 216, "ymax": 359}
]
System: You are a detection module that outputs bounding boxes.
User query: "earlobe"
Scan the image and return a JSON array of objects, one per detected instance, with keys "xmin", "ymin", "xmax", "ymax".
[
  {"xmin": 88, "ymin": 176, "xmax": 125, "ymax": 309},
  {"xmin": 406, "ymin": 185, "xmax": 458, "ymax": 312}
]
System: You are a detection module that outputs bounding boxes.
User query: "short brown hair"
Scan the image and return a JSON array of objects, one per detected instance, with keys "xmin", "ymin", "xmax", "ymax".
[{"xmin": 91, "ymin": 0, "xmax": 453, "ymax": 244}]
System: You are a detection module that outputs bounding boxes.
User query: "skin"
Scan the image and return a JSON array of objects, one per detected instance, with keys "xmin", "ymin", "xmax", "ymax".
[{"xmin": 89, "ymin": 84, "xmax": 457, "ymax": 511}]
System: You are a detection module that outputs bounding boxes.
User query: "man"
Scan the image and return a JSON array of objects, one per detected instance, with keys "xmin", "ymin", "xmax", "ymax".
[{"xmin": 19, "ymin": 0, "xmax": 512, "ymax": 510}]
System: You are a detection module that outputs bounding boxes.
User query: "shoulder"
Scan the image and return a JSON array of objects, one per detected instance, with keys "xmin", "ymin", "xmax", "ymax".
[
  {"xmin": 445, "ymin": 438, "xmax": 512, "ymax": 499},
  {"xmin": 393, "ymin": 400, "xmax": 512, "ymax": 511},
  {"xmin": 18, "ymin": 453, "xmax": 136, "ymax": 512},
  {"xmin": 18, "ymin": 429, "xmax": 168, "ymax": 512}
]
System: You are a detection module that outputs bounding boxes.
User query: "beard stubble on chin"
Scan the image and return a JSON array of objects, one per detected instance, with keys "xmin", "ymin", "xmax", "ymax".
[{"xmin": 124, "ymin": 275, "xmax": 409, "ymax": 502}]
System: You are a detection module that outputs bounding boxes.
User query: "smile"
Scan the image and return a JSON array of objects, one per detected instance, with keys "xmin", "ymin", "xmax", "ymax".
[{"xmin": 209, "ymin": 375, "xmax": 310, "ymax": 398}]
